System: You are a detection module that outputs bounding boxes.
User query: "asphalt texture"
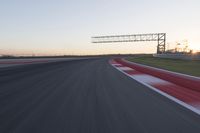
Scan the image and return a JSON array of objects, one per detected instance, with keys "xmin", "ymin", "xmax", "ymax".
[{"xmin": 0, "ymin": 58, "xmax": 200, "ymax": 133}]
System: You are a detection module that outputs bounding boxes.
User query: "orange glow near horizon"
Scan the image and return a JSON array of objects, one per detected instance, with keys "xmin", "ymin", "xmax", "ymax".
[{"xmin": 1, "ymin": 42, "xmax": 199, "ymax": 56}]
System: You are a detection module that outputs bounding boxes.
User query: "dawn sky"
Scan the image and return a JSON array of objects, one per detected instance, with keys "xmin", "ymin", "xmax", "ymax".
[{"xmin": 0, "ymin": 0, "xmax": 200, "ymax": 55}]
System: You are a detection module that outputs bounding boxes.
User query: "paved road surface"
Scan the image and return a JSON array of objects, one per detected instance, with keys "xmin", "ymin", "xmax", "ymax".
[
  {"xmin": 0, "ymin": 57, "xmax": 86, "ymax": 68},
  {"xmin": 0, "ymin": 58, "xmax": 200, "ymax": 133}
]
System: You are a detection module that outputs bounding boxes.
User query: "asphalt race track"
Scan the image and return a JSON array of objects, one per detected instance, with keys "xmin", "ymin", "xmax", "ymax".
[{"xmin": 0, "ymin": 58, "xmax": 200, "ymax": 133}]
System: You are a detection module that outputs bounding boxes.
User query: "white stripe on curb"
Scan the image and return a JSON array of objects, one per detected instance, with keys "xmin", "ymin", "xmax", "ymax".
[
  {"xmin": 132, "ymin": 74, "xmax": 171, "ymax": 85},
  {"xmin": 118, "ymin": 66, "xmax": 133, "ymax": 71}
]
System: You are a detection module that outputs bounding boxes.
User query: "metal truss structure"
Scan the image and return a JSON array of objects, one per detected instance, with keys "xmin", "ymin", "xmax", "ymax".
[{"xmin": 92, "ymin": 33, "xmax": 166, "ymax": 54}]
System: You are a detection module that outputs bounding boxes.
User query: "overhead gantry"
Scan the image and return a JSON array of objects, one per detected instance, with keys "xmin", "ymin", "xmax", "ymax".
[{"xmin": 92, "ymin": 33, "xmax": 166, "ymax": 54}]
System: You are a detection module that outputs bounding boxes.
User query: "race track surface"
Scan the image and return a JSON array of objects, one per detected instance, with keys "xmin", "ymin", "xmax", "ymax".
[{"xmin": 0, "ymin": 58, "xmax": 200, "ymax": 133}]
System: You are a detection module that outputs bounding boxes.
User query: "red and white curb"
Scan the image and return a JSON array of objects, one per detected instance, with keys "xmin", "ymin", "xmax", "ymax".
[{"xmin": 110, "ymin": 59, "xmax": 200, "ymax": 115}]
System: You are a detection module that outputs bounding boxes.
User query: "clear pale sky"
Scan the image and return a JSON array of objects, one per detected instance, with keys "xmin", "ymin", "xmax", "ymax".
[{"xmin": 0, "ymin": 0, "xmax": 199, "ymax": 55}]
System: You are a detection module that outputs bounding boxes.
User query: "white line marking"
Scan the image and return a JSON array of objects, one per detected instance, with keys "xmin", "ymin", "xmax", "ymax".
[{"xmin": 191, "ymin": 103, "xmax": 200, "ymax": 110}]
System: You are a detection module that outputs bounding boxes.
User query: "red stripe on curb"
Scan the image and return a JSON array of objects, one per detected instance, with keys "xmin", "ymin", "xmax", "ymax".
[
  {"xmin": 114, "ymin": 58, "xmax": 200, "ymax": 92},
  {"xmin": 123, "ymin": 70, "xmax": 143, "ymax": 75},
  {"xmin": 152, "ymin": 84, "xmax": 200, "ymax": 104}
]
